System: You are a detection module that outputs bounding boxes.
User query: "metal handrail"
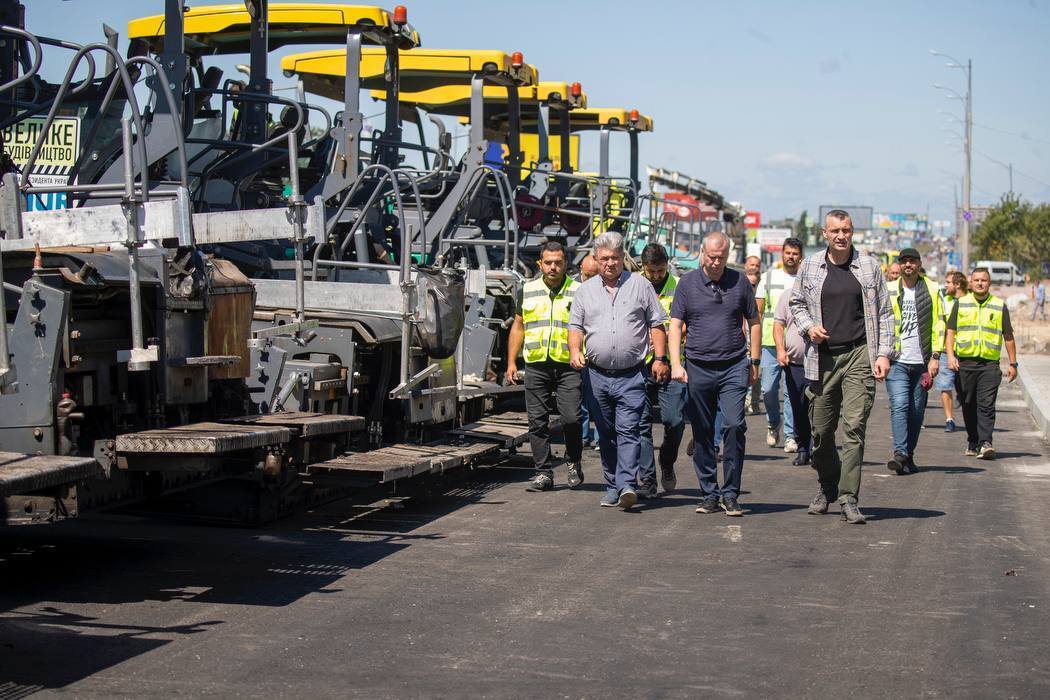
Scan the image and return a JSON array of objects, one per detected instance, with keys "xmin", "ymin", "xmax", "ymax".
[{"xmin": 0, "ymin": 25, "xmax": 41, "ymax": 94}]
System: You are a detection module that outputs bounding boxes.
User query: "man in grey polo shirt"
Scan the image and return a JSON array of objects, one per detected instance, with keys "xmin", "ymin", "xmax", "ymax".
[{"xmin": 569, "ymin": 232, "xmax": 669, "ymax": 509}]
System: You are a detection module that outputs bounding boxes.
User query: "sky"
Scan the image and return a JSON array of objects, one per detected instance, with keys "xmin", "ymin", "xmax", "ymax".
[{"xmin": 24, "ymin": 0, "xmax": 1050, "ymax": 229}]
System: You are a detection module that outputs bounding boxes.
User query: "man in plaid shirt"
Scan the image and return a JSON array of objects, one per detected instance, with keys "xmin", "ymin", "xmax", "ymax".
[{"xmin": 788, "ymin": 210, "xmax": 894, "ymax": 524}]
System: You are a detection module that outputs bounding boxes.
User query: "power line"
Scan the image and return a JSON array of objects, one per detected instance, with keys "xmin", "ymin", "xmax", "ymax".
[
  {"xmin": 973, "ymin": 149, "xmax": 1050, "ymax": 190},
  {"xmin": 973, "ymin": 122, "xmax": 1050, "ymax": 146}
]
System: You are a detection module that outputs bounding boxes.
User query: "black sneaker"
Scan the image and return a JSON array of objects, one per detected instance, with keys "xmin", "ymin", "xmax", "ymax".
[
  {"xmin": 636, "ymin": 480, "xmax": 657, "ymax": 500},
  {"xmin": 792, "ymin": 450, "xmax": 811, "ymax": 466},
  {"xmin": 887, "ymin": 451, "xmax": 908, "ymax": 475},
  {"xmin": 660, "ymin": 465, "xmax": 677, "ymax": 492},
  {"xmin": 525, "ymin": 473, "xmax": 553, "ymax": 492},
  {"xmin": 840, "ymin": 497, "xmax": 867, "ymax": 524},
  {"xmin": 721, "ymin": 497, "xmax": 744, "ymax": 516},
  {"xmin": 977, "ymin": 443, "xmax": 996, "ymax": 460},
  {"xmin": 686, "ymin": 438, "xmax": 694, "ymax": 456},
  {"xmin": 905, "ymin": 455, "xmax": 919, "ymax": 473},
  {"xmin": 807, "ymin": 489, "xmax": 829, "ymax": 515},
  {"xmin": 695, "ymin": 496, "xmax": 721, "ymax": 514},
  {"xmin": 566, "ymin": 461, "xmax": 584, "ymax": 488}
]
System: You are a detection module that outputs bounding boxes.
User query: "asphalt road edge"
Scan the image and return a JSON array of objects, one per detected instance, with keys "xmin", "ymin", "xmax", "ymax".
[{"xmin": 1018, "ymin": 353, "xmax": 1050, "ymax": 439}]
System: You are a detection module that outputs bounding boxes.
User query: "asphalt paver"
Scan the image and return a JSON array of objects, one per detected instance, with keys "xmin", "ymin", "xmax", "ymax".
[{"xmin": 2, "ymin": 380, "xmax": 1049, "ymax": 698}]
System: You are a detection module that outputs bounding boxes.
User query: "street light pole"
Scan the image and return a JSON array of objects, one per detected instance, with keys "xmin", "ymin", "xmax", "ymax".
[{"xmin": 931, "ymin": 51, "xmax": 973, "ymax": 271}]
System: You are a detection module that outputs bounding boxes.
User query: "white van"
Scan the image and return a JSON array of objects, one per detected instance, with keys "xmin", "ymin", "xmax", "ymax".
[{"xmin": 974, "ymin": 260, "xmax": 1023, "ymax": 286}]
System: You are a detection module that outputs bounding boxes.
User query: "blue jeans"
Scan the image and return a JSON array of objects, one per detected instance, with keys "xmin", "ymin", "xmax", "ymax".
[
  {"xmin": 886, "ymin": 361, "xmax": 928, "ymax": 456},
  {"xmin": 580, "ymin": 400, "xmax": 599, "ymax": 444},
  {"xmin": 686, "ymin": 355, "xmax": 750, "ymax": 500},
  {"xmin": 584, "ymin": 365, "xmax": 647, "ymax": 493},
  {"xmin": 761, "ymin": 346, "xmax": 794, "ymax": 437},
  {"xmin": 639, "ymin": 378, "xmax": 688, "ymax": 486}
]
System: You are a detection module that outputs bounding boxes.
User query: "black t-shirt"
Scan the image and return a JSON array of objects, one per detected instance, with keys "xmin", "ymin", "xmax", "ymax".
[
  {"xmin": 820, "ymin": 252, "xmax": 866, "ymax": 346},
  {"xmin": 946, "ymin": 295, "xmax": 1012, "ymax": 366}
]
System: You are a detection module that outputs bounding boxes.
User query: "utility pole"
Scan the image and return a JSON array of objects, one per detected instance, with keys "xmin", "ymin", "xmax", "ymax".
[{"xmin": 962, "ymin": 58, "xmax": 972, "ymax": 273}]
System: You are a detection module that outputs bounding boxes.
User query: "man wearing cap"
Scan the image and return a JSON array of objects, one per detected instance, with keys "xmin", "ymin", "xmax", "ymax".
[{"xmin": 884, "ymin": 248, "xmax": 945, "ymax": 474}]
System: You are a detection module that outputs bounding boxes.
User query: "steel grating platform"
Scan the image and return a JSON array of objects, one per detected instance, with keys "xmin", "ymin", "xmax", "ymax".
[
  {"xmin": 115, "ymin": 422, "xmax": 291, "ymax": 455},
  {"xmin": 449, "ymin": 412, "xmax": 529, "ymax": 447},
  {"xmin": 220, "ymin": 411, "xmax": 366, "ymax": 438},
  {"xmin": 0, "ymin": 452, "xmax": 101, "ymax": 497},
  {"xmin": 308, "ymin": 441, "xmax": 500, "ymax": 484}
]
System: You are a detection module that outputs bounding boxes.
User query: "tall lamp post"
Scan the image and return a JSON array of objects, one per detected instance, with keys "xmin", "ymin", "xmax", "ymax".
[{"xmin": 931, "ymin": 50, "xmax": 972, "ymax": 272}]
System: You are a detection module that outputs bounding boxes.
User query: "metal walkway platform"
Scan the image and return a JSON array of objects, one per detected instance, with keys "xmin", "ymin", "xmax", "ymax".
[
  {"xmin": 450, "ymin": 411, "xmax": 530, "ymax": 447},
  {"xmin": 0, "ymin": 452, "xmax": 101, "ymax": 497},
  {"xmin": 308, "ymin": 441, "xmax": 499, "ymax": 484},
  {"xmin": 220, "ymin": 411, "xmax": 366, "ymax": 438},
  {"xmin": 115, "ymin": 422, "xmax": 291, "ymax": 455}
]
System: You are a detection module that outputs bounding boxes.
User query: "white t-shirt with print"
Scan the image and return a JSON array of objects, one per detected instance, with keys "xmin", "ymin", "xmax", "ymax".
[{"xmin": 898, "ymin": 285, "xmax": 924, "ymax": 364}]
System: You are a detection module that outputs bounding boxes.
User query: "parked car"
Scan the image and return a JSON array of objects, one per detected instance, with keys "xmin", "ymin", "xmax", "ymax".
[{"xmin": 973, "ymin": 260, "xmax": 1024, "ymax": 286}]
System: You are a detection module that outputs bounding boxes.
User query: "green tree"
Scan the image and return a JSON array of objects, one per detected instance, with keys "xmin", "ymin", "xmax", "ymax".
[{"xmin": 973, "ymin": 194, "xmax": 1028, "ymax": 264}]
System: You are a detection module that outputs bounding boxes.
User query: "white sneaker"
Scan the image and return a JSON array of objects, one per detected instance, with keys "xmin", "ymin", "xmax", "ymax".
[
  {"xmin": 766, "ymin": 425, "xmax": 779, "ymax": 448},
  {"xmin": 784, "ymin": 437, "xmax": 798, "ymax": 453}
]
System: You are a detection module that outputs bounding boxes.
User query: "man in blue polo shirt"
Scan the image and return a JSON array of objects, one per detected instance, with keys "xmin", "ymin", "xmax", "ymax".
[{"xmin": 669, "ymin": 231, "xmax": 761, "ymax": 516}]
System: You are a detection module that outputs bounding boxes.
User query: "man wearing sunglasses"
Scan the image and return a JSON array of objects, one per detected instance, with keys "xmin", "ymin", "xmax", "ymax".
[
  {"xmin": 884, "ymin": 248, "xmax": 945, "ymax": 475},
  {"xmin": 669, "ymin": 231, "xmax": 761, "ymax": 517}
]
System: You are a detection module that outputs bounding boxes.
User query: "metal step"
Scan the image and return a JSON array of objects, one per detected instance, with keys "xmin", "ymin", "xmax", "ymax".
[
  {"xmin": 450, "ymin": 412, "xmax": 529, "ymax": 448},
  {"xmin": 0, "ymin": 452, "xmax": 101, "ymax": 497},
  {"xmin": 308, "ymin": 441, "xmax": 499, "ymax": 484},
  {"xmin": 116, "ymin": 422, "xmax": 291, "ymax": 455},
  {"xmin": 220, "ymin": 411, "xmax": 366, "ymax": 438}
]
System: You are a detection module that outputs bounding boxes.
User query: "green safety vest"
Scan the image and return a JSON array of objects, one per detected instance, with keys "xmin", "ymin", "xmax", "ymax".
[
  {"xmin": 887, "ymin": 276, "xmax": 945, "ymax": 357},
  {"xmin": 522, "ymin": 276, "xmax": 578, "ymax": 364},
  {"xmin": 953, "ymin": 292, "xmax": 1005, "ymax": 361},
  {"xmin": 761, "ymin": 269, "xmax": 795, "ymax": 347},
  {"xmin": 647, "ymin": 274, "xmax": 680, "ymax": 363}
]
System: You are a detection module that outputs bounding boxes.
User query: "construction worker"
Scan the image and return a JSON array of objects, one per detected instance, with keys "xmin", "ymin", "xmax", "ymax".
[
  {"xmin": 755, "ymin": 238, "xmax": 804, "ymax": 451},
  {"xmin": 505, "ymin": 241, "xmax": 584, "ymax": 491},
  {"xmin": 884, "ymin": 248, "xmax": 944, "ymax": 474},
  {"xmin": 946, "ymin": 267, "xmax": 1019, "ymax": 460},
  {"xmin": 638, "ymin": 243, "xmax": 688, "ymax": 496},
  {"xmin": 936, "ymin": 271, "xmax": 968, "ymax": 432}
]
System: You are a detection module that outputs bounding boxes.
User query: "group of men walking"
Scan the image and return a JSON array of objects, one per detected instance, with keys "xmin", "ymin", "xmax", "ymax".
[{"xmin": 507, "ymin": 209, "xmax": 1019, "ymax": 524}]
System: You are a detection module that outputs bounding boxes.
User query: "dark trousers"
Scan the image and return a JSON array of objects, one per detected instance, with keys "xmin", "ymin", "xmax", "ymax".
[
  {"xmin": 686, "ymin": 356, "xmax": 750, "ymax": 500},
  {"xmin": 525, "ymin": 361, "xmax": 582, "ymax": 476},
  {"xmin": 639, "ymin": 376, "xmax": 688, "ymax": 486},
  {"xmin": 958, "ymin": 361, "xmax": 1002, "ymax": 447},
  {"xmin": 583, "ymin": 365, "xmax": 647, "ymax": 493},
  {"xmin": 784, "ymin": 363, "xmax": 812, "ymax": 452}
]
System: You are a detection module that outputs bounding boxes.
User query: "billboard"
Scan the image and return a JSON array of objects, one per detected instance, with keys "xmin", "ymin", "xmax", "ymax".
[
  {"xmin": 662, "ymin": 192, "xmax": 701, "ymax": 222},
  {"xmin": 873, "ymin": 212, "xmax": 928, "ymax": 233},
  {"xmin": 818, "ymin": 205, "xmax": 873, "ymax": 230},
  {"xmin": 744, "ymin": 211, "xmax": 761, "ymax": 228},
  {"xmin": 2, "ymin": 115, "xmax": 81, "ymax": 211}
]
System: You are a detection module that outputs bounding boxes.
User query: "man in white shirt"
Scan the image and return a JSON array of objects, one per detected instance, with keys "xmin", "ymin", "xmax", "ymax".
[
  {"xmin": 885, "ymin": 248, "xmax": 944, "ymax": 474},
  {"xmin": 755, "ymin": 238, "xmax": 804, "ymax": 451}
]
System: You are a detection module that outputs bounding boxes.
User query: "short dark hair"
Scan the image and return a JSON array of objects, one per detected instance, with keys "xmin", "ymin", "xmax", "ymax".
[
  {"xmin": 539, "ymin": 241, "xmax": 566, "ymax": 257},
  {"xmin": 782, "ymin": 237, "xmax": 804, "ymax": 252},
  {"xmin": 825, "ymin": 209, "xmax": 851, "ymax": 221},
  {"xmin": 971, "ymin": 267, "xmax": 990, "ymax": 278},
  {"xmin": 950, "ymin": 271, "xmax": 968, "ymax": 291},
  {"xmin": 640, "ymin": 243, "xmax": 668, "ymax": 265}
]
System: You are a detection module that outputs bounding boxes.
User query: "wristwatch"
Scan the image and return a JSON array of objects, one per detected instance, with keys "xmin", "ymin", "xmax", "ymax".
[
  {"xmin": 751, "ymin": 358, "xmax": 761, "ymax": 367},
  {"xmin": 654, "ymin": 355, "xmax": 669, "ymax": 363},
  {"xmin": 1010, "ymin": 362, "xmax": 1019, "ymax": 368}
]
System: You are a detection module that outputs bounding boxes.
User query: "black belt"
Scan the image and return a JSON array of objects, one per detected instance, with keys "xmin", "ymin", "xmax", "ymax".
[
  {"xmin": 589, "ymin": 362, "xmax": 644, "ymax": 376},
  {"xmin": 821, "ymin": 337, "xmax": 866, "ymax": 355}
]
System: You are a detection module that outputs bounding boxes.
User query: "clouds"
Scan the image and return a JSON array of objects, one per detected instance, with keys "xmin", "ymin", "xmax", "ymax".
[{"xmin": 760, "ymin": 151, "xmax": 817, "ymax": 171}]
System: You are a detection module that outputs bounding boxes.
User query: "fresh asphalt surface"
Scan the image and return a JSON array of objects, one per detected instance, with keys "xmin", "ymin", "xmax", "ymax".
[{"xmin": 2, "ymin": 380, "xmax": 1049, "ymax": 698}]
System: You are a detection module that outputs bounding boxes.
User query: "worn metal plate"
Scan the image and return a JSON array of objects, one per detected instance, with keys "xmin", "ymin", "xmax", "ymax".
[
  {"xmin": 252, "ymin": 278, "xmax": 406, "ymax": 315},
  {"xmin": 221, "ymin": 412, "xmax": 365, "ymax": 438},
  {"xmin": 0, "ymin": 452, "xmax": 100, "ymax": 497},
  {"xmin": 450, "ymin": 412, "xmax": 529, "ymax": 447},
  {"xmin": 116, "ymin": 422, "xmax": 290, "ymax": 455},
  {"xmin": 308, "ymin": 447, "xmax": 431, "ymax": 483}
]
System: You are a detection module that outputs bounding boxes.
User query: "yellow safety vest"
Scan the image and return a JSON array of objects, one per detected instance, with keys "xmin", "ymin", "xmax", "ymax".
[
  {"xmin": 761, "ymin": 269, "xmax": 795, "ymax": 347},
  {"xmin": 887, "ymin": 276, "xmax": 945, "ymax": 357},
  {"xmin": 953, "ymin": 292, "xmax": 1005, "ymax": 361},
  {"xmin": 522, "ymin": 276, "xmax": 578, "ymax": 364},
  {"xmin": 647, "ymin": 274, "xmax": 680, "ymax": 363}
]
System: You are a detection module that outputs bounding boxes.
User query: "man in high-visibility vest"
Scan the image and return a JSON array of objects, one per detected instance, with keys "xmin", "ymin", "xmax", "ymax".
[
  {"xmin": 936, "ymin": 271, "xmax": 968, "ymax": 432},
  {"xmin": 637, "ymin": 243, "xmax": 688, "ymax": 496},
  {"xmin": 506, "ymin": 241, "xmax": 584, "ymax": 491},
  {"xmin": 884, "ymin": 248, "xmax": 945, "ymax": 474},
  {"xmin": 945, "ymin": 267, "xmax": 1019, "ymax": 460},
  {"xmin": 755, "ymin": 237, "xmax": 804, "ymax": 451}
]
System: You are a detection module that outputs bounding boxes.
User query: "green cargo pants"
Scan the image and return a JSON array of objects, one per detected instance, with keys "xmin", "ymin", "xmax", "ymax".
[{"xmin": 807, "ymin": 343, "xmax": 876, "ymax": 503}]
